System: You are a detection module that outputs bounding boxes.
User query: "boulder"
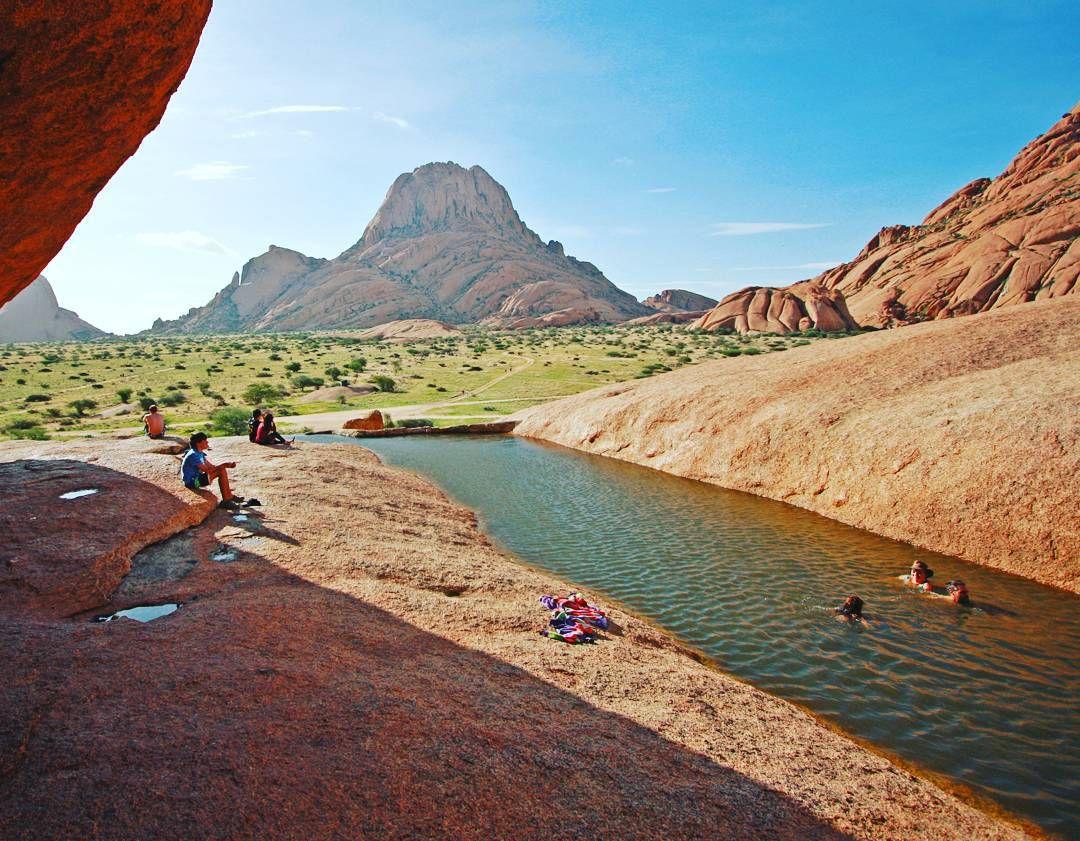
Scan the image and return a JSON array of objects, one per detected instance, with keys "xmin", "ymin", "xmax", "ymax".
[
  {"xmin": 0, "ymin": 1, "xmax": 212, "ymax": 307},
  {"xmin": 691, "ymin": 283, "xmax": 858, "ymax": 334},
  {"xmin": 343, "ymin": 411, "xmax": 385, "ymax": 431}
]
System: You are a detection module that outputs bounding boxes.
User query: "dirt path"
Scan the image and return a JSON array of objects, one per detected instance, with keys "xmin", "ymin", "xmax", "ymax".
[{"xmin": 0, "ymin": 435, "xmax": 1028, "ymax": 839}]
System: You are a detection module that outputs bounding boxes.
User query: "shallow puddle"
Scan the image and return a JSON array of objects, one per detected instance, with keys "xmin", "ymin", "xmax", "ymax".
[
  {"xmin": 312, "ymin": 433, "xmax": 1080, "ymax": 837},
  {"xmin": 95, "ymin": 603, "xmax": 178, "ymax": 623},
  {"xmin": 59, "ymin": 488, "xmax": 99, "ymax": 500}
]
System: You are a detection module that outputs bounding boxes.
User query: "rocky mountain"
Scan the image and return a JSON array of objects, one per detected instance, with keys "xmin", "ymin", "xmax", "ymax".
[
  {"xmin": 694, "ymin": 102, "xmax": 1079, "ymax": 333},
  {"xmin": 641, "ymin": 289, "xmax": 718, "ymax": 313},
  {"xmin": 153, "ymin": 163, "xmax": 650, "ymax": 333},
  {"xmin": 0, "ymin": 276, "xmax": 107, "ymax": 342}
]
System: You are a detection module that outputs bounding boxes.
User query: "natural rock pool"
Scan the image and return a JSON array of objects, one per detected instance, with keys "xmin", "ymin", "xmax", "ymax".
[{"xmin": 310, "ymin": 434, "xmax": 1079, "ymax": 836}]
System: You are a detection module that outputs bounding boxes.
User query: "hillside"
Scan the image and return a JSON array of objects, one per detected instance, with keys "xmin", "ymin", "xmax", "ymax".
[
  {"xmin": 515, "ymin": 297, "xmax": 1080, "ymax": 591},
  {"xmin": 152, "ymin": 163, "xmax": 649, "ymax": 333},
  {"xmin": 693, "ymin": 103, "xmax": 1079, "ymax": 332},
  {"xmin": 0, "ymin": 276, "xmax": 106, "ymax": 342}
]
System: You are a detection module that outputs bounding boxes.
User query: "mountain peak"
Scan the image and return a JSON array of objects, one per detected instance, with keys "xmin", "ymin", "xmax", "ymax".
[{"xmin": 357, "ymin": 161, "xmax": 534, "ymax": 247}]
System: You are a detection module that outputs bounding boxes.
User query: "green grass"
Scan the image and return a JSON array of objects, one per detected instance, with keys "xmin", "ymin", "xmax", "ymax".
[{"xmin": 0, "ymin": 325, "xmax": 859, "ymax": 439}]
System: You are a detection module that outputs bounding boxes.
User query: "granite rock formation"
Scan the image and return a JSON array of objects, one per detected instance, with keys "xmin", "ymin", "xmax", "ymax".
[
  {"xmin": 692, "ymin": 102, "xmax": 1080, "ymax": 332},
  {"xmin": 153, "ymin": 163, "xmax": 650, "ymax": 333},
  {"xmin": 691, "ymin": 282, "xmax": 859, "ymax": 333},
  {"xmin": 516, "ymin": 297, "xmax": 1080, "ymax": 592},
  {"xmin": 0, "ymin": 276, "xmax": 106, "ymax": 342},
  {"xmin": 0, "ymin": 0, "xmax": 212, "ymax": 307},
  {"xmin": 642, "ymin": 289, "xmax": 718, "ymax": 313}
]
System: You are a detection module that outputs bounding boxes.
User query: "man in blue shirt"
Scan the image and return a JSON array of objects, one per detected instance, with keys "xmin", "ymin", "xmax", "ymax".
[{"xmin": 181, "ymin": 432, "xmax": 241, "ymax": 510}]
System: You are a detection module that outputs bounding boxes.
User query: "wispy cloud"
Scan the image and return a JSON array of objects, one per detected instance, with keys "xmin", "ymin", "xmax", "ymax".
[
  {"xmin": 175, "ymin": 161, "xmax": 249, "ymax": 181},
  {"xmin": 611, "ymin": 156, "xmax": 635, "ymax": 167},
  {"xmin": 731, "ymin": 261, "xmax": 840, "ymax": 271},
  {"xmin": 136, "ymin": 231, "xmax": 234, "ymax": 256},
  {"xmin": 239, "ymin": 104, "xmax": 352, "ymax": 118},
  {"xmin": 644, "ymin": 187, "xmax": 676, "ymax": 193},
  {"xmin": 709, "ymin": 222, "xmax": 829, "ymax": 236},
  {"xmin": 373, "ymin": 111, "xmax": 410, "ymax": 129},
  {"xmin": 293, "ymin": 129, "xmax": 315, "ymax": 138}
]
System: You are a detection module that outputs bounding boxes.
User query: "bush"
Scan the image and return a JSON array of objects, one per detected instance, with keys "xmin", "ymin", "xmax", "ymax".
[
  {"xmin": 346, "ymin": 357, "xmax": 367, "ymax": 373},
  {"xmin": 396, "ymin": 418, "xmax": 433, "ymax": 428},
  {"xmin": 116, "ymin": 388, "xmax": 133, "ymax": 403},
  {"xmin": 159, "ymin": 390, "xmax": 187, "ymax": 406},
  {"xmin": 370, "ymin": 375, "xmax": 396, "ymax": 392},
  {"xmin": 289, "ymin": 374, "xmax": 324, "ymax": 390},
  {"xmin": 68, "ymin": 398, "xmax": 98, "ymax": 416},
  {"xmin": 210, "ymin": 407, "xmax": 250, "ymax": 436},
  {"xmin": 24, "ymin": 393, "xmax": 50, "ymax": 403},
  {"xmin": 138, "ymin": 396, "xmax": 156, "ymax": 411},
  {"xmin": 284, "ymin": 362, "xmax": 301, "ymax": 373},
  {"xmin": 242, "ymin": 383, "xmax": 284, "ymax": 405}
]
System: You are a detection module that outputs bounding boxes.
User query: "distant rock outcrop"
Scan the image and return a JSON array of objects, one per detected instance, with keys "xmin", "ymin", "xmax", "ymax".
[
  {"xmin": 152, "ymin": 163, "xmax": 650, "ymax": 333},
  {"xmin": 352, "ymin": 319, "xmax": 463, "ymax": 342},
  {"xmin": 691, "ymin": 282, "xmax": 858, "ymax": 334},
  {"xmin": 0, "ymin": 1, "xmax": 211, "ymax": 307},
  {"xmin": 343, "ymin": 411, "xmax": 385, "ymax": 432},
  {"xmin": 0, "ymin": 276, "xmax": 106, "ymax": 342},
  {"xmin": 641, "ymin": 289, "xmax": 718, "ymax": 313}
]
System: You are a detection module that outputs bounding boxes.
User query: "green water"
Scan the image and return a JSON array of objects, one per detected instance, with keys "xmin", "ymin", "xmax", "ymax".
[{"xmin": 310, "ymin": 434, "xmax": 1080, "ymax": 836}]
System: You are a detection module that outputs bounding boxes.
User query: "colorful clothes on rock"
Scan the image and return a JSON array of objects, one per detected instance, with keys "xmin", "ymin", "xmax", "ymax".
[
  {"xmin": 539, "ymin": 592, "xmax": 610, "ymax": 630},
  {"xmin": 537, "ymin": 592, "xmax": 609, "ymax": 644}
]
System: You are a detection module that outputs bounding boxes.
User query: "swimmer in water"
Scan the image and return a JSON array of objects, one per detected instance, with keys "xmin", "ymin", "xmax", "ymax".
[
  {"xmin": 946, "ymin": 579, "xmax": 972, "ymax": 606},
  {"xmin": 835, "ymin": 595, "xmax": 866, "ymax": 622},
  {"xmin": 907, "ymin": 559, "xmax": 935, "ymax": 592}
]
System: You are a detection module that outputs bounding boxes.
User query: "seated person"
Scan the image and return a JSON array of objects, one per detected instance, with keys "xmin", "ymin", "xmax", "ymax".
[
  {"xmin": 254, "ymin": 411, "xmax": 289, "ymax": 446},
  {"xmin": 142, "ymin": 404, "xmax": 166, "ymax": 439},
  {"xmin": 835, "ymin": 595, "xmax": 865, "ymax": 622},
  {"xmin": 907, "ymin": 559, "xmax": 935, "ymax": 592},
  {"xmin": 181, "ymin": 432, "xmax": 242, "ymax": 510},
  {"xmin": 248, "ymin": 408, "xmax": 263, "ymax": 443},
  {"xmin": 946, "ymin": 579, "xmax": 972, "ymax": 606}
]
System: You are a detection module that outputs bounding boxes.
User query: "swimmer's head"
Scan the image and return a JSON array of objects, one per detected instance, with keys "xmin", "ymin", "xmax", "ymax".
[
  {"xmin": 837, "ymin": 595, "xmax": 864, "ymax": 618},
  {"xmin": 910, "ymin": 559, "xmax": 934, "ymax": 583},
  {"xmin": 946, "ymin": 579, "xmax": 970, "ymax": 605}
]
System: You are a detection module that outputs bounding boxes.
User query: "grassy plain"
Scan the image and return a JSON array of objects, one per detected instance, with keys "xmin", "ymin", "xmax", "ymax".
[{"xmin": 0, "ymin": 324, "xmax": 853, "ymax": 439}]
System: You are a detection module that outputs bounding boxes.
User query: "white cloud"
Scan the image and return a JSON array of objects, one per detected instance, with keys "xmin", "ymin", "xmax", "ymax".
[
  {"xmin": 644, "ymin": 187, "xmax": 676, "ymax": 193},
  {"xmin": 239, "ymin": 104, "xmax": 352, "ymax": 118},
  {"xmin": 611, "ymin": 156, "xmax": 635, "ymax": 167},
  {"xmin": 135, "ymin": 231, "xmax": 234, "ymax": 256},
  {"xmin": 709, "ymin": 222, "xmax": 829, "ymax": 236},
  {"xmin": 293, "ymin": 129, "xmax": 315, "ymax": 138},
  {"xmin": 175, "ymin": 161, "xmax": 249, "ymax": 181},
  {"xmin": 373, "ymin": 111, "xmax": 410, "ymax": 129},
  {"xmin": 731, "ymin": 261, "xmax": 841, "ymax": 271}
]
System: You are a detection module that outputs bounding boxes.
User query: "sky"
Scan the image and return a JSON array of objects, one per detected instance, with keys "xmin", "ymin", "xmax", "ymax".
[{"xmin": 41, "ymin": 0, "xmax": 1080, "ymax": 334}]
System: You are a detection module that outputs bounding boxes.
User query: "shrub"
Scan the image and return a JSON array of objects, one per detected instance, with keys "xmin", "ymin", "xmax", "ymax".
[
  {"xmin": 289, "ymin": 374, "xmax": 324, "ymax": 390},
  {"xmin": 116, "ymin": 388, "xmax": 133, "ymax": 403},
  {"xmin": 159, "ymin": 391, "xmax": 187, "ymax": 406},
  {"xmin": 346, "ymin": 357, "xmax": 367, "ymax": 373},
  {"xmin": 210, "ymin": 406, "xmax": 250, "ymax": 436},
  {"xmin": 324, "ymin": 366, "xmax": 342, "ymax": 380},
  {"xmin": 370, "ymin": 375, "xmax": 396, "ymax": 392},
  {"xmin": 68, "ymin": 398, "xmax": 98, "ymax": 416},
  {"xmin": 396, "ymin": 418, "xmax": 433, "ymax": 428},
  {"xmin": 24, "ymin": 393, "xmax": 50, "ymax": 403},
  {"xmin": 242, "ymin": 383, "xmax": 284, "ymax": 405},
  {"xmin": 284, "ymin": 362, "xmax": 301, "ymax": 373}
]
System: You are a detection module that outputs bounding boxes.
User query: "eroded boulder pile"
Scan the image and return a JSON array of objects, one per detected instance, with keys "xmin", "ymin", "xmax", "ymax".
[{"xmin": 691, "ymin": 282, "xmax": 858, "ymax": 334}]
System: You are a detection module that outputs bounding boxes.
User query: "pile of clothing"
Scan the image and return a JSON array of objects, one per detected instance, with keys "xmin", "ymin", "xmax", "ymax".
[{"xmin": 538, "ymin": 592, "xmax": 610, "ymax": 644}]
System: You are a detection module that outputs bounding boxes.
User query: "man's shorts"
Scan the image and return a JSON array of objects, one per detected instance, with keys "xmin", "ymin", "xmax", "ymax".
[{"xmin": 185, "ymin": 472, "xmax": 211, "ymax": 490}]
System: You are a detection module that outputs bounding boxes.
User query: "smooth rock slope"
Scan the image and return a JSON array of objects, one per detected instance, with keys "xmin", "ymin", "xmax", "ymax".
[
  {"xmin": 152, "ymin": 163, "xmax": 650, "ymax": 333},
  {"xmin": 0, "ymin": 276, "xmax": 107, "ymax": 342},
  {"xmin": 515, "ymin": 297, "xmax": 1080, "ymax": 592},
  {"xmin": 0, "ymin": 436, "xmax": 1025, "ymax": 838}
]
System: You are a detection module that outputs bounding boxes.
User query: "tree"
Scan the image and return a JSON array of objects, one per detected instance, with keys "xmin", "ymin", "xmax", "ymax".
[
  {"xmin": 116, "ymin": 387, "xmax": 133, "ymax": 403},
  {"xmin": 68, "ymin": 399, "xmax": 98, "ymax": 417},
  {"xmin": 242, "ymin": 383, "xmax": 284, "ymax": 405},
  {"xmin": 325, "ymin": 365, "xmax": 342, "ymax": 381},
  {"xmin": 289, "ymin": 374, "xmax": 324, "ymax": 390},
  {"xmin": 210, "ymin": 407, "xmax": 250, "ymax": 436},
  {"xmin": 370, "ymin": 375, "xmax": 396, "ymax": 393},
  {"xmin": 284, "ymin": 362, "xmax": 301, "ymax": 373},
  {"xmin": 346, "ymin": 357, "xmax": 367, "ymax": 373}
]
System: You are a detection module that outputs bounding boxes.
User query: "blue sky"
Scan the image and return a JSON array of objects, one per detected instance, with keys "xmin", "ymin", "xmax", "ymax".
[{"xmin": 42, "ymin": 0, "xmax": 1079, "ymax": 333}]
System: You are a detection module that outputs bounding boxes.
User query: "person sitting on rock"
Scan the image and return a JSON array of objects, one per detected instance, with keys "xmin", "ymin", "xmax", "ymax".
[
  {"xmin": 254, "ymin": 411, "xmax": 290, "ymax": 446},
  {"xmin": 142, "ymin": 404, "xmax": 166, "ymax": 439},
  {"xmin": 182, "ymin": 432, "xmax": 242, "ymax": 510},
  {"xmin": 946, "ymin": 579, "xmax": 972, "ymax": 606},
  {"xmin": 835, "ymin": 595, "xmax": 866, "ymax": 622},
  {"xmin": 248, "ymin": 408, "xmax": 263, "ymax": 443},
  {"xmin": 907, "ymin": 560, "xmax": 935, "ymax": 592}
]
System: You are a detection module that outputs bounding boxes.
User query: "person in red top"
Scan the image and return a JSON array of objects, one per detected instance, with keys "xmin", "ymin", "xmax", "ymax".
[
  {"xmin": 254, "ymin": 411, "xmax": 290, "ymax": 446},
  {"xmin": 142, "ymin": 404, "xmax": 166, "ymax": 439}
]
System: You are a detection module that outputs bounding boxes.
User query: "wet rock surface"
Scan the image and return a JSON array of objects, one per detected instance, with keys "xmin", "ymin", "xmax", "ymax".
[{"xmin": 0, "ymin": 436, "xmax": 1025, "ymax": 838}]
